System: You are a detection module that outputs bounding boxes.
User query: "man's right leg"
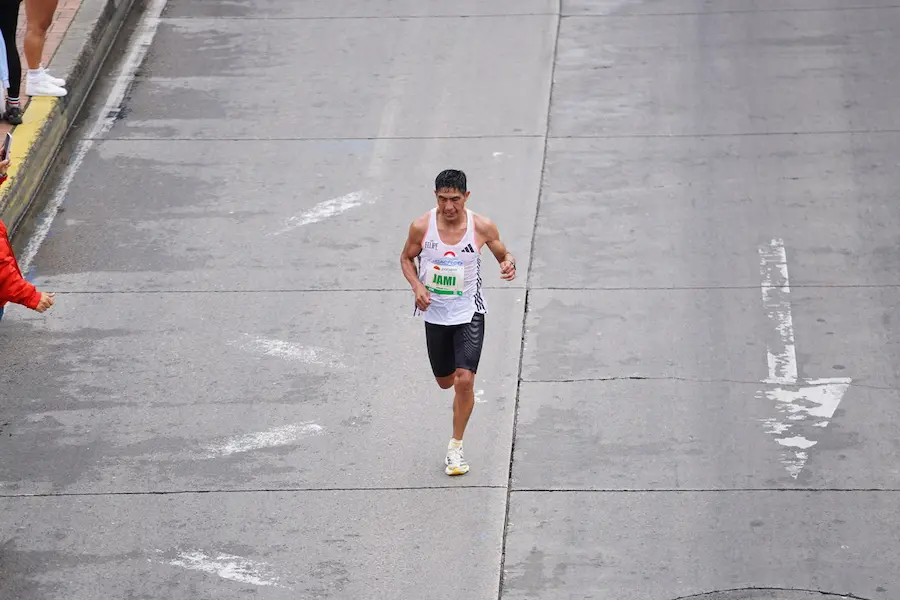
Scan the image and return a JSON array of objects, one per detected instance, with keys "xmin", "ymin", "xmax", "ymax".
[
  {"xmin": 23, "ymin": 0, "xmax": 66, "ymax": 97},
  {"xmin": 425, "ymin": 321, "xmax": 457, "ymax": 388}
]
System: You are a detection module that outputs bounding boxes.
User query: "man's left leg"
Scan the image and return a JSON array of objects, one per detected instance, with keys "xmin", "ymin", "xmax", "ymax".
[
  {"xmin": 452, "ymin": 368, "xmax": 475, "ymax": 441},
  {"xmin": 445, "ymin": 312, "xmax": 485, "ymax": 476}
]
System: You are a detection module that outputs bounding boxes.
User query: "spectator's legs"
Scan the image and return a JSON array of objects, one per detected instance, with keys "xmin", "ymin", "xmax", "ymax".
[
  {"xmin": 0, "ymin": 0, "xmax": 23, "ymax": 123},
  {"xmin": 23, "ymin": 0, "xmax": 66, "ymax": 97}
]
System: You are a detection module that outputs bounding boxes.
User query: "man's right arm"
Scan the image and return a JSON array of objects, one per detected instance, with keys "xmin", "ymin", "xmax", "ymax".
[
  {"xmin": 400, "ymin": 216, "xmax": 427, "ymax": 288},
  {"xmin": 400, "ymin": 215, "xmax": 431, "ymax": 311}
]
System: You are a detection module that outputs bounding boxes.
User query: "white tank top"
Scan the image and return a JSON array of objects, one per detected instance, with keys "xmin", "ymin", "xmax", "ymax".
[{"xmin": 415, "ymin": 208, "xmax": 487, "ymax": 325}]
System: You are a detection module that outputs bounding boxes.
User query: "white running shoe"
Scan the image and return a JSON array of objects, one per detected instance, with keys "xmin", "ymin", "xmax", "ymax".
[
  {"xmin": 26, "ymin": 75, "xmax": 67, "ymax": 97},
  {"xmin": 444, "ymin": 441, "xmax": 469, "ymax": 476},
  {"xmin": 40, "ymin": 68, "xmax": 66, "ymax": 88}
]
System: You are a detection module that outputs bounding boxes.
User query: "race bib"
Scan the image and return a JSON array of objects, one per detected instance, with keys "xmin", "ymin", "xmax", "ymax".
[{"xmin": 425, "ymin": 259, "xmax": 464, "ymax": 296}]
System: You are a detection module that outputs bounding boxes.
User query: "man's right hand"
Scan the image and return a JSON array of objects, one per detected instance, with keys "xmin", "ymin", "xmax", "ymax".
[
  {"xmin": 34, "ymin": 292, "xmax": 55, "ymax": 313},
  {"xmin": 414, "ymin": 284, "xmax": 431, "ymax": 311}
]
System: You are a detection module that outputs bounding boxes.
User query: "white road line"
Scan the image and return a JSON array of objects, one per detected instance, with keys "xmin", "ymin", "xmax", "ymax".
[
  {"xmin": 203, "ymin": 423, "xmax": 324, "ymax": 457},
  {"xmin": 270, "ymin": 30, "xmax": 400, "ymax": 238},
  {"xmin": 269, "ymin": 12, "xmax": 411, "ymax": 237},
  {"xmin": 756, "ymin": 238, "xmax": 852, "ymax": 479},
  {"xmin": 231, "ymin": 335, "xmax": 346, "ymax": 368},
  {"xmin": 270, "ymin": 25, "xmax": 403, "ymax": 238},
  {"xmin": 19, "ymin": 0, "xmax": 170, "ymax": 273},
  {"xmin": 271, "ymin": 28, "xmax": 405, "ymax": 236},
  {"xmin": 759, "ymin": 238, "xmax": 798, "ymax": 384},
  {"xmin": 161, "ymin": 550, "xmax": 287, "ymax": 588},
  {"xmin": 272, "ymin": 190, "xmax": 376, "ymax": 236}
]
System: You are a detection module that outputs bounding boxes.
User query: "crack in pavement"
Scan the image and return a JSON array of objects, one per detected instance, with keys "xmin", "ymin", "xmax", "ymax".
[
  {"xmin": 3, "ymin": 486, "xmax": 898, "ymax": 500},
  {"xmin": 0, "ymin": 484, "xmax": 506, "ymax": 499},
  {"xmin": 496, "ymin": 1, "xmax": 563, "ymax": 599},
  {"xmin": 510, "ymin": 488, "xmax": 900, "ymax": 493},
  {"xmin": 550, "ymin": 128, "xmax": 900, "ymax": 139},
  {"xmin": 671, "ymin": 587, "xmax": 874, "ymax": 600},
  {"xmin": 522, "ymin": 376, "xmax": 900, "ymax": 391},
  {"xmin": 568, "ymin": 5, "xmax": 900, "ymax": 18},
  {"xmin": 522, "ymin": 375, "xmax": 754, "ymax": 384},
  {"xmin": 165, "ymin": 13, "xmax": 561, "ymax": 21},
  {"xmin": 94, "ymin": 134, "xmax": 545, "ymax": 141}
]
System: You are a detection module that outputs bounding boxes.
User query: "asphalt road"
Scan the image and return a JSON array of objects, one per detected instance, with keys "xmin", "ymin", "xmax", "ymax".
[{"xmin": 2, "ymin": 1, "xmax": 900, "ymax": 599}]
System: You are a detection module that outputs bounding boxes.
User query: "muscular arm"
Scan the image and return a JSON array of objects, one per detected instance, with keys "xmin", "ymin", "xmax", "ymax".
[
  {"xmin": 401, "ymin": 215, "xmax": 433, "ymax": 311},
  {"xmin": 400, "ymin": 214, "xmax": 428, "ymax": 290},
  {"xmin": 476, "ymin": 214, "xmax": 516, "ymax": 280}
]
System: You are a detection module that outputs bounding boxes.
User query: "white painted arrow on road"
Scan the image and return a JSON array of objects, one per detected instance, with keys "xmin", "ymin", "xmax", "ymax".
[{"xmin": 756, "ymin": 239, "xmax": 851, "ymax": 479}]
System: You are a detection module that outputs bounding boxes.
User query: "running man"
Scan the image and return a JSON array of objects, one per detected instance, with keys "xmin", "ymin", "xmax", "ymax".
[{"xmin": 400, "ymin": 169, "xmax": 516, "ymax": 475}]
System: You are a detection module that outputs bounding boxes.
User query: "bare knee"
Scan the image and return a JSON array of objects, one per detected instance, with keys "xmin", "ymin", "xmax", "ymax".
[
  {"xmin": 454, "ymin": 369, "xmax": 475, "ymax": 393},
  {"xmin": 26, "ymin": 18, "xmax": 51, "ymax": 35},
  {"xmin": 436, "ymin": 374, "xmax": 455, "ymax": 389},
  {"xmin": 26, "ymin": 0, "xmax": 56, "ymax": 31}
]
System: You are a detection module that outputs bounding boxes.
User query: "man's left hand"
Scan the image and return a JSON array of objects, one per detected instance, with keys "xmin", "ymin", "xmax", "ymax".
[{"xmin": 500, "ymin": 260, "xmax": 516, "ymax": 281}]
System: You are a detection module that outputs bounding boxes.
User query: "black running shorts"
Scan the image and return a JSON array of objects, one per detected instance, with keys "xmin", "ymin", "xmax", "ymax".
[{"xmin": 424, "ymin": 312, "xmax": 486, "ymax": 378}]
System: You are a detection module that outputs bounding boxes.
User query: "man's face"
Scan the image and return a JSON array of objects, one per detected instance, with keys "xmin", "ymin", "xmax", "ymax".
[{"xmin": 435, "ymin": 187, "xmax": 469, "ymax": 221}]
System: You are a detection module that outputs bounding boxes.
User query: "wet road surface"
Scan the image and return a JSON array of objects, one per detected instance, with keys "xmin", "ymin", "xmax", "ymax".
[{"xmin": 2, "ymin": 1, "xmax": 900, "ymax": 599}]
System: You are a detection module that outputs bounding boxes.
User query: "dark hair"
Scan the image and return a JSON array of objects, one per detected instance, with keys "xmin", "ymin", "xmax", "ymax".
[{"xmin": 435, "ymin": 169, "xmax": 467, "ymax": 194}]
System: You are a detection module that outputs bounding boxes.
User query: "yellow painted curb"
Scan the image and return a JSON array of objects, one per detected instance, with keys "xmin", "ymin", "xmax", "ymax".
[
  {"xmin": 0, "ymin": 97, "xmax": 63, "ymax": 230},
  {"xmin": 7, "ymin": 98, "xmax": 59, "ymax": 180}
]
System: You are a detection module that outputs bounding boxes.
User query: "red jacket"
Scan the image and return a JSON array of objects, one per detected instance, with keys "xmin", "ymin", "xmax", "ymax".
[{"xmin": 0, "ymin": 174, "xmax": 42, "ymax": 310}]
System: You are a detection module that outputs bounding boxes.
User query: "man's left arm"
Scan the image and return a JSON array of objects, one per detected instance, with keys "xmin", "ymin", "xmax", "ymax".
[{"xmin": 479, "ymin": 216, "xmax": 516, "ymax": 281}]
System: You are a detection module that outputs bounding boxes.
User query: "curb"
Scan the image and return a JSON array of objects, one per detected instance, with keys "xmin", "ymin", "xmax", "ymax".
[{"xmin": 0, "ymin": 0, "xmax": 138, "ymax": 239}]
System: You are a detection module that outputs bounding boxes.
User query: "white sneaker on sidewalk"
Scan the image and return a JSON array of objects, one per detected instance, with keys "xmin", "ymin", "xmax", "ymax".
[
  {"xmin": 26, "ymin": 74, "xmax": 67, "ymax": 97},
  {"xmin": 444, "ymin": 439, "xmax": 469, "ymax": 476},
  {"xmin": 40, "ymin": 67, "xmax": 66, "ymax": 87}
]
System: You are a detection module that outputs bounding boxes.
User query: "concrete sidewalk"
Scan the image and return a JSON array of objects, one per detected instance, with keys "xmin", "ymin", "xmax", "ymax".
[{"xmin": 0, "ymin": 0, "xmax": 137, "ymax": 237}]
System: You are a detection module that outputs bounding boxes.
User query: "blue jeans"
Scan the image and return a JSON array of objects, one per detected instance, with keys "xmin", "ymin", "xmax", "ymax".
[{"xmin": 0, "ymin": 305, "xmax": 4, "ymax": 321}]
